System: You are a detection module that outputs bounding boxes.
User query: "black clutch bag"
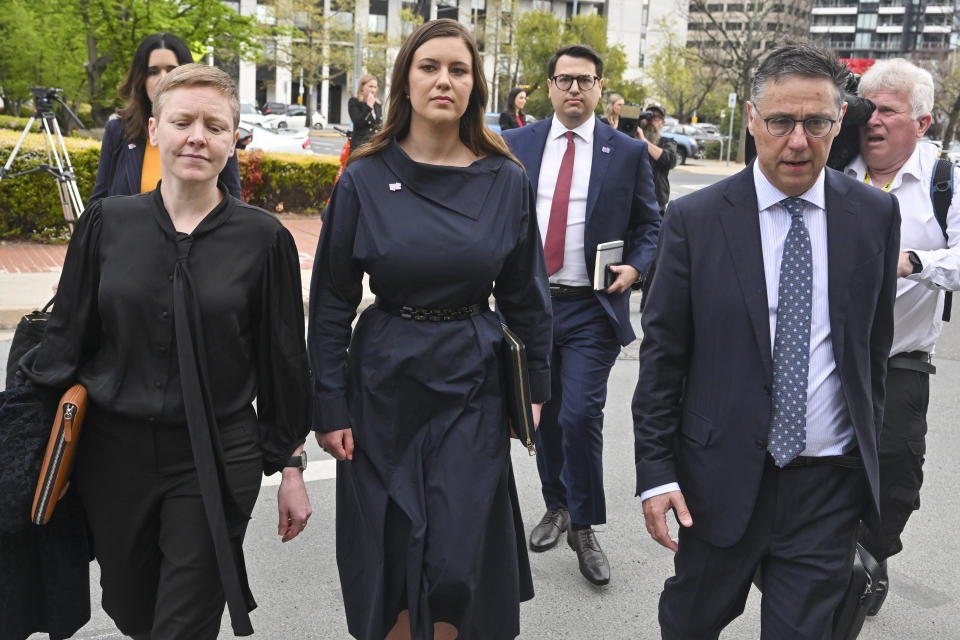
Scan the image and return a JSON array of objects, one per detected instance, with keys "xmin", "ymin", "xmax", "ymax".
[{"xmin": 501, "ymin": 324, "xmax": 536, "ymax": 455}]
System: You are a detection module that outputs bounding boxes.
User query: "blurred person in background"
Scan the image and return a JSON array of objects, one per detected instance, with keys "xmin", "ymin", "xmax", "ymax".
[
  {"xmin": 348, "ymin": 74, "xmax": 383, "ymax": 148},
  {"xmin": 499, "ymin": 87, "xmax": 528, "ymax": 131},
  {"xmin": 90, "ymin": 32, "xmax": 241, "ymax": 205},
  {"xmin": 637, "ymin": 104, "xmax": 677, "ymax": 216}
]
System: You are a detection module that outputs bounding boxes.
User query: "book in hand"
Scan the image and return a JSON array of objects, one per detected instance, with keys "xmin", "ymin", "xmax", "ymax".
[
  {"xmin": 593, "ymin": 240, "xmax": 624, "ymax": 290},
  {"xmin": 501, "ymin": 324, "xmax": 536, "ymax": 455}
]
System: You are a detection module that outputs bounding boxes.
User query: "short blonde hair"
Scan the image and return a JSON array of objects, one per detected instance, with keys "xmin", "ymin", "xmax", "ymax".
[
  {"xmin": 356, "ymin": 74, "xmax": 379, "ymax": 101},
  {"xmin": 153, "ymin": 63, "xmax": 240, "ymax": 130},
  {"xmin": 858, "ymin": 58, "xmax": 934, "ymax": 119}
]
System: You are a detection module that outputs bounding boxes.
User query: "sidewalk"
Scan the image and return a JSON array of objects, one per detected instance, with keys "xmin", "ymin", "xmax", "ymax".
[{"xmin": 0, "ymin": 215, "xmax": 378, "ymax": 330}]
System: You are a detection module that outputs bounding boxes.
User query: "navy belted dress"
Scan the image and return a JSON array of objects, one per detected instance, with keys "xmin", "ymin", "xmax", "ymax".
[{"xmin": 309, "ymin": 140, "xmax": 552, "ymax": 640}]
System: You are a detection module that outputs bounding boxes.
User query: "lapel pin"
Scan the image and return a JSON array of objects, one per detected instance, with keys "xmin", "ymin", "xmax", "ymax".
[
  {"xmin": 601, "ymin": 146, "xmax": 611, "ymax": 154},
  {"xmin": 128, "ymin": 143, "xmax": 137, "ymax": 149},
  {"xmin": 389, "ymin": 182, "xmax": 402, "ymax": 191}
]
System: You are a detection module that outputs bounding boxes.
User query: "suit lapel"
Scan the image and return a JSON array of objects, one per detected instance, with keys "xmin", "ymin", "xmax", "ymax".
[
  {"xmin": 586, "ymin": 119, "xmax": 614, "ymax": 224},
  {"xmin": 719, "ymin": 165, "xmax": 773, "ymax": 377},
  {"xmin": 520, "ymin": 120, "xmax": 551, "ymax": 189},
  {"xmin": 824, "ymin": 169, "xmax": 857, "ymax": 368}
]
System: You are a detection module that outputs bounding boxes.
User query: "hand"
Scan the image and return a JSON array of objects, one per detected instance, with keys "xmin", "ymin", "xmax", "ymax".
[
  {"xmin": 316, "ymin": 428, "xmax": 354, "ymax": 461},
  {"xmin": 532, "ymin": 403, "xmax": 542, "ymax": 430},
  {"xmin": 277, "ymin": 468, "xmax": 312, "ymax": 543},
  {"xmin": 365, "ymin": 92, "xmax": 376, "ymax": 108},
  {"xmin": 642, "ymin": 490, "xmax": 693, "ymax": 552},
  {"xmin": 897, "ymin": 251, "xmax": 915, "ymax": 278},
  {"xmin": 604, "ymin": 264, "xmax": 640, "ymax": 294},
  {"xmin": 636, "ymin": 126, "xmax": 646, "ymax": 141}
]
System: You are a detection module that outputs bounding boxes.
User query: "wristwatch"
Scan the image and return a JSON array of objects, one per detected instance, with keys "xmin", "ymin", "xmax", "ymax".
[
  {"xmin": 908, "ymin": 251, "xmax": 923, "ymax": 274},
  {"xmin": 285, "ymin": 451, "xmax": 308, "ymax": 471}
]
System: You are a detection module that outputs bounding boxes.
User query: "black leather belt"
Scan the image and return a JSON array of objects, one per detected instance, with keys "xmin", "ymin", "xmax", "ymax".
[
  {"xmin": 549, "ymin": 284, "xmax": 594, "ymax": 301},
  {"xmin": 766, "ymin": 450, "xmax": 863, "ymax": 470},
  {"xmin": 888, "ymin": 350, "xmax": 936, "ymax": 375},
  {"xmin": 374, "ymin": 297, "xmax": 488, "ymax": 321}
]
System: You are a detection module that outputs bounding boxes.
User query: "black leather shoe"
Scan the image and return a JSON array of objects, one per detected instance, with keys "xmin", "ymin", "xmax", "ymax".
[
  {"xmin": 529, "ymin": 508, "xmax": 570, "ymax": 551},
  {"xmin": 567, "ymin": 527, "xmax": 610, "ymax": 586},
  {"xmin": 867, "ymin": 560, "xmax": 889, "ymax": 616}
]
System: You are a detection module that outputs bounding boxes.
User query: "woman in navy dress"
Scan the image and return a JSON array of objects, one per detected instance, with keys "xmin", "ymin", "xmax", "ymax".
[{"xmin": 308, "ymin": 19, "xmax": 551, "ymax": 640}]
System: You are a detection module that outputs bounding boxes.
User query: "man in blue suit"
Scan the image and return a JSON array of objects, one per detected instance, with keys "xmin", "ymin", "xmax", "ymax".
[
  {"xmin": 633, "ymin": 44, "xmax": 900, "ymax": 637},
  {"xmin": 503, "ymin": 44, "xmax": 660, "ymax": 586}
]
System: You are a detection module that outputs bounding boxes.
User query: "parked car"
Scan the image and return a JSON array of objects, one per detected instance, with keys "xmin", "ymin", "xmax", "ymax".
[
  {"xmin": 659, "ymin": 127, "xmax": 701, "ymax": 165},
  {"xmin": 242, "ymin": 122, "xmax": 312, "ymax": 154},
  {"xmin": 279, "ymin": 104, "xmax": 327, "ymax": 130},
  {"xmin": 666, "ymin": 123, "xmax": 721, "ymax": 146},
  {"xmin": 693, "ymin": 122, "xmax": 721, "ymax": 136},
  {"xmin": 239, "ymin": 102, "xmax": 283, "ymax": 129},
  {"xmin": 260, "ymin": 101, "xmax": 288, "ymax": 116},
  {"xmin": 485, "ymin": 112, "xmax": 501, "ymax": 134}
]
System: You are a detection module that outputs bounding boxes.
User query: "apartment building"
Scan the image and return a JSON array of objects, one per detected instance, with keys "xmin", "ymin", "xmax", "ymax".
[{"xmin": 810, "ymin": 0, "xmax": 957, "ymax": 60}]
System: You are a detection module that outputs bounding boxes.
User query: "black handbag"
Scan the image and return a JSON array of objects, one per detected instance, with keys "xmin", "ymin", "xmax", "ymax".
[
  {"xmin": 5, "ymin": 296, "xmax": 54, "ymax": 390},
  {"xmin": 501, "ymin": 324, "xmax": 536, "ymax": 455}
]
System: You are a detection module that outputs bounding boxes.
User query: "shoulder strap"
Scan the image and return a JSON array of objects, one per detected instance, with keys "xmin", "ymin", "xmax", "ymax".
[
  {"xmin": 929, "ymin": 157, "xmax": 954, "ymax": 321},
  {"xmin": 930, "ymin": 157, "xmax": 953, "ymax": 240}
]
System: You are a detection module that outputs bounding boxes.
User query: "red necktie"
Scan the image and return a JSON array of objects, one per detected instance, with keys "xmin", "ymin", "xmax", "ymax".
[{"xmin": 544, "ymin": 131, "xmax": 576, "ymax": 275}]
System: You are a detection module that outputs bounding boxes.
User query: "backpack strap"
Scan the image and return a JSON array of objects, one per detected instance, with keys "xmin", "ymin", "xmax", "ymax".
[{"xmin": 929, "ymin": 157, "xmax": 954, "ymax": 321}]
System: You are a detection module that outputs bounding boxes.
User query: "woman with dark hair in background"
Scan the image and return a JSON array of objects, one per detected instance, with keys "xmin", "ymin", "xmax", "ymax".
[
  {"xmin": 89, "ymin": 32, "xmax": 242, "ymax": 204},
  {"xmin": 498, "ymin": 87, "xmax": 527, "ymax": 131},
  {"xmin": 310, "ymin": 18, "xmax": 551, "ymax": 640},
  {"xmin": 348, "ymin": 74, "xmax": 383, "ymax": 148}
]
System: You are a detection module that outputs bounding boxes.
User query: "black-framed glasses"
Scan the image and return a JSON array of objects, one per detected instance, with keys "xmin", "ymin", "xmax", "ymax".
[
  {"xmin": 550, "ymin": 74, "xmax": 600, "ymax": 92},
  {"xmin": 752, "ymin": 104, "xmax": 839, "ymax": 138}
]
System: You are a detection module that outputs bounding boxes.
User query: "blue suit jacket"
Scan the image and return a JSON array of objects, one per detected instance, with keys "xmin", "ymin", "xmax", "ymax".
[
  {"xmin": 633, "ymin": 164, "xmax": 901, "ymax": 547},
  {"xmin": 503, "ymin": 117, "xmax": 661, "ymax": 345},
  {"xmin": 90, "ymin": 119, "xmax": 242, "ymax": 206}
]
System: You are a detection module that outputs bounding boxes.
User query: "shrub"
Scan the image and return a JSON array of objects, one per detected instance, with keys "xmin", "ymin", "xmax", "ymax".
[
  {"xmin": 238, "ymin": 150, "xmax": 339, "ymax": 215},
  {"xmin": 0, "ymin": 115, "xmax": 39, "ymax": 133},
  {"xmin": 0, "ymin": 129, "xmax": 338, "ymax": 238}
]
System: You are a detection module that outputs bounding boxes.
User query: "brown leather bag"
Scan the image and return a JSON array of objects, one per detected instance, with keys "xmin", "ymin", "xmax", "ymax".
[{"xmin": 30, "ymin": 384, "xmax": 87, "ymax": 525}]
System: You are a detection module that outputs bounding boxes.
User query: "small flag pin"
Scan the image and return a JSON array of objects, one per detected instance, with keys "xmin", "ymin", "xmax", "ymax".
[
  {"xmin": 389, "ymin": 182, "xmax": 402, "ymax": 191},
  {"xmin": 128, "ymin": 143, "xmax": 137, "ymax": 149},
  {"xmin": 601, "ymin": 146, "xmax": 611, "ymax": 154}
]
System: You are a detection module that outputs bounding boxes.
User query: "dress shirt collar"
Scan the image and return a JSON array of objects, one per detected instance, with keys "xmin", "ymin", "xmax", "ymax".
[
  {"xmin": 844, "ymin": 141, "xmax": 936, "ymax": 190},
  {"xmin": 753, "ymin": 160, "xmax": 826, "ymax": 213},
  {"xmin": 549, "ymin": 114, "xmax": 595, "ymax": 145}
]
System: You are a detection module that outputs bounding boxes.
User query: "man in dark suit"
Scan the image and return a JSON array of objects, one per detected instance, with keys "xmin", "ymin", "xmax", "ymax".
[
  {"xmin": 633, "ymin": 44, "xmax": 900, "ymax": 637},
  {"xmin": 503, "ymin": 44, "xmax": 660, "ymax": 586}
]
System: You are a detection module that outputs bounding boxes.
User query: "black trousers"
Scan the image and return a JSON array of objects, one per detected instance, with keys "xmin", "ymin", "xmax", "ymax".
[
  {"xmin": 74, "ymin": 405, "xmax": 262, "ymax": 640},
  {"xmin": 861, "ymin": 367, "xmax": 929, "ymax": 562},
  {"xmin": 659, "ymin": 457, "xmax": 868, "ymax": 640}
]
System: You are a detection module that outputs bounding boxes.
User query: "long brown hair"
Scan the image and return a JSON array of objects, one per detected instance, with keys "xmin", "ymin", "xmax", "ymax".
[
  {"xmin": 117, "ymin": 33, "xmax": 193, "ymax": 142},
  {"xmin": 348, "ymin": 19, "xmax": 518, "ymax": 167}
]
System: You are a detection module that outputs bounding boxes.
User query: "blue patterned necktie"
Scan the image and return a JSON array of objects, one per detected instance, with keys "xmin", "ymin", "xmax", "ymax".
[{"xmin": 769, "ymin": 197, "xmax": 813, "ymax": 467}]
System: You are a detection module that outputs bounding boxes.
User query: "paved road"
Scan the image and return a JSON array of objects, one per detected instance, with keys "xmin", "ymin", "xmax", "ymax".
[{"xmin": 7, "ymin": 163, "xmax": 959, "ymax": 638}]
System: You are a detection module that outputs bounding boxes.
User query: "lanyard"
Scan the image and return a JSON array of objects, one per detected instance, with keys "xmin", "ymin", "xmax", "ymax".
[{"xmin": 864, "ymin": 168, "xmax": 895, "ymax": 192}]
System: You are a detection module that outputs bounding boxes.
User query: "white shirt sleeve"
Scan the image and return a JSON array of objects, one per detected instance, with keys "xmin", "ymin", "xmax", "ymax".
[
  {"xmin": 909, "ymin": 167, "xmax": 960, "ymax": 292},
  {"xmin": 639, "ymin": 482, "xmax": 681, "ymax": 503}
]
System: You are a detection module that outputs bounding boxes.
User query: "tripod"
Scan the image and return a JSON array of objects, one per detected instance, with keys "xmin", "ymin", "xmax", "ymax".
[{"xmin": 0, "ymin": 87, "xmax": 86, "ymax": 228}]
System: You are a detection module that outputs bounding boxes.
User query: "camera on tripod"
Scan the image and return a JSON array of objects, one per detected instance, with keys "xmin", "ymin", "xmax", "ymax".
[
  {"xmin": 29, "ymin": 87, "xmax": 64, "ymax": 113},
  {"xmin": 617, "ymin": 104, "xmax": 653, "ymax": 139}
]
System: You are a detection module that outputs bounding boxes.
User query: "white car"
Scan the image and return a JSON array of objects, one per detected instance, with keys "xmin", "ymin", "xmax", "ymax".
[
  {"xmin": 242, "ymin": 123, "xmax": 312, "ymax": 154},
  {"xmin": 239, "ymin": 103, "xmax": 283, "ymax": 129},
  {"xmin": 279, "ymin": 104, "xmax": 327, "ymax": 130}
]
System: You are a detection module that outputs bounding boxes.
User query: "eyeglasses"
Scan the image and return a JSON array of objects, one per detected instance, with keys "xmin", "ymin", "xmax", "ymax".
[
  {"xmin": 550, "ymin": 74, "xmax": 600, "ymax": 92},
  {"xmin": 751, "ymin": 104, "xmax": 839, "ymax": 138}
]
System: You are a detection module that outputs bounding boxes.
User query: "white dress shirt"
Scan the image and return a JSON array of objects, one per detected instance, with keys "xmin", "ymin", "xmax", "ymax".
[
  {"xmin": 536, "ymin": 115, "xmax": 595, "ymax": 287},
  {"xmin": 845, "ymin": 141, "xmax": 960, "ymax": 356},
  {"xmin": 640, "ymin": 163, "xmax": 853, "ymax": 502}
]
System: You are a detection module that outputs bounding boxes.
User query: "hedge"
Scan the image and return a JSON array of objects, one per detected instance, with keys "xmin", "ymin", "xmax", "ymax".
[{"xmin": 0, "ymin": 129, "xmax": 338, "ymax": 239}]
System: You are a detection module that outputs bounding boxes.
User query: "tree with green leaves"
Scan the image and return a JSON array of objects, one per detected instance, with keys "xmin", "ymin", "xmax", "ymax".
[
  {"xmin": 644, "ymin": 29, "xmax": 720, "ymax": 123},
  {"xmin": 515, "ymin": 11, "xmax": 628, "ymax": 120}
]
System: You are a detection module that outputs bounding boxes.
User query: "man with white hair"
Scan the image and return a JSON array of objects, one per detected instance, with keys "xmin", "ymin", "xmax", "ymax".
[{"xmin": 845, "ymin": 57, "xmax": 960, "ymax": 614}]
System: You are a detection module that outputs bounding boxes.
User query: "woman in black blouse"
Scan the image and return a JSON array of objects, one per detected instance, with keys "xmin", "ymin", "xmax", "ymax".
[
  {"xmin": 90, "ymin": 32, "xmax": 242, "ymax": 205},
  {"xmin": 347, "ymin": 73, "xmax": 383, "ymax": 148},
  {"xmin": 23, "ymin": 65, "xmax": 311, "ymax": 639},
  {"xmin": 311, "ymin": 19, "xmax": 551, "ymax": 640},
  {"xmin": 498, "ymin": 87, "xmax": 527, "ymax": 131}
]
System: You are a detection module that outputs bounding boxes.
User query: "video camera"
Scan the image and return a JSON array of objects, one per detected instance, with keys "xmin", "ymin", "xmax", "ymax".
[{"xmin": 618, "ymin": 104, "xmax": 654, "ymax": 139}]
